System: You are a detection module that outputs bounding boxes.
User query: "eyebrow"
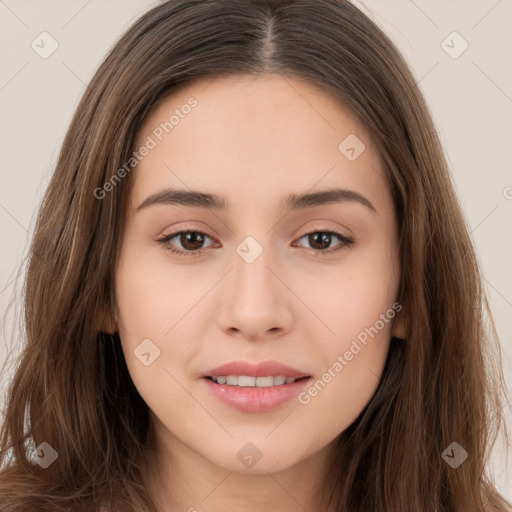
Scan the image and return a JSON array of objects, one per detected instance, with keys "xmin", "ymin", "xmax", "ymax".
[{"xmin": 136, "ymin": 187, "xmax": 377, "ymax": 214}]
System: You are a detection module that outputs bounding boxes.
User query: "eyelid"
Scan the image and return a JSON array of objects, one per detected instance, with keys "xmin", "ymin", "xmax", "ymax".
[
  {"xmin": 156, "ymin": 227, "xmax": 217, "ymax": 256},
  {"xmin": 292, "ymin": 229, "xmax": 354, "ymax": 253},
  {"xmin": 156, "ymin": 226, "xmax": 355, "ymax": 257}
]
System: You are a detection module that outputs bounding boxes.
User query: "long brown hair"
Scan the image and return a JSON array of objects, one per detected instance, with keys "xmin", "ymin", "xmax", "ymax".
[{"xmin": 0, "ymin": 0, "xmax": 510, "ymax": 510}]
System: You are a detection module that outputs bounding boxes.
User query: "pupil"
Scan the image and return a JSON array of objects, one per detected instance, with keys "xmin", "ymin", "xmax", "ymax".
[
  {"xmin": 182, "ymin": 232, "xmax": 204, "ymax": 250},
  {"xmin": 310, "ymin": 232, "xmax": 331, "ymax": 250}
]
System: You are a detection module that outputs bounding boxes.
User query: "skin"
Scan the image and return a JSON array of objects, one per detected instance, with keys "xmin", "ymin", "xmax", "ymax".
[{"xmin": 105, "ymin": 73, "xmax": 407, "ymax": 512}]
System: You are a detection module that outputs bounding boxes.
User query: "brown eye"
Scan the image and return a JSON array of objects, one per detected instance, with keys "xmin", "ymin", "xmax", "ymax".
[
  {"xmin": 157, "ymin": 228, "xmax": 354, "ymax": 258},
  {"xmin": 307, "ymin": 232, "xmax": 334, "ymax": 251},
  {"xmin": 157, "ymin": 230, "xmax": 216, "ymax": 256},
  {"xmin": 295, "ymin": 230, "xmax": 354, "ymax": 255},
  {"xmin": 178, "ymin": 231, "xmax": 207, "ymax": 251}
]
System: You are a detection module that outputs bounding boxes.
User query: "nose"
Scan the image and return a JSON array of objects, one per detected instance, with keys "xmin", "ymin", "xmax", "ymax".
[{"xmin": 217, "ymin": 241, "xmax": 294, "ymax": 342}]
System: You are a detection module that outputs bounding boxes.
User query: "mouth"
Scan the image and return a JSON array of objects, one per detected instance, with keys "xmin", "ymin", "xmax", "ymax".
[
  {"xmin": 201, "ymin": 374, "xmax": 312, "ymax": 413},
  {"xmin": 204, "ymin": 375, "xmax": 311, "ymax": 387}
]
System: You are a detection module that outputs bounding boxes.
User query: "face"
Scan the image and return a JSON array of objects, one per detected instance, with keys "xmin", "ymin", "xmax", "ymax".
[{"xmin": 112, "ymin": 73, "xmax": 405, "ymax": 475}]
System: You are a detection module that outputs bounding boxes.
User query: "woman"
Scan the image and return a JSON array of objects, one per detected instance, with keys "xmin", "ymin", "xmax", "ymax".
[{"xmin": 0, "ymin": 0, "xmax": 510, "ymax": 510}]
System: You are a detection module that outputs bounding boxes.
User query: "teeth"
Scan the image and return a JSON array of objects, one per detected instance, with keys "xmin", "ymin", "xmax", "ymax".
[{"xmin": 210, "ymin": 375, "xmax": 300, "ymax": 387}]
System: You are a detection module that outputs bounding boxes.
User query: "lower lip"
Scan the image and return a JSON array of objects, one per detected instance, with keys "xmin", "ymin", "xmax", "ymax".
[{"xmin": 202, "ymin": 377, "xmax": 311, "ymax": 413}]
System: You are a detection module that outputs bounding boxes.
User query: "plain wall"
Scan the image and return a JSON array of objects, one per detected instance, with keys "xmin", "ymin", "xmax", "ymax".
[{"xmin": 0, "ymin": 0, "xmax": 511, "ymax": 500}]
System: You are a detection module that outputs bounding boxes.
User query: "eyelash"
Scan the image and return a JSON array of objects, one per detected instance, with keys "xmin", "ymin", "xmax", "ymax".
[{"xmin": 156, "ymin": 228, "xmax": 355, "ymax": 258}]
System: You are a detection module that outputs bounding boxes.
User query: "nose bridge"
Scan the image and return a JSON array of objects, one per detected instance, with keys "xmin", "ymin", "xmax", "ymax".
[
  {"xmin": 232, "ymin": 234, "xmax": 277, "ymax": 302},
  {"xmin": 218, "ymin": 232, "xmax": 293, "ymax": 336}
]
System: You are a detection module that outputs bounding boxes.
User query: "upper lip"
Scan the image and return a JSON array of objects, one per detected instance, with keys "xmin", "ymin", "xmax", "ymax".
[{"xmin": 202, "ymin": 360, "xmax": 310, "ymax": 379}]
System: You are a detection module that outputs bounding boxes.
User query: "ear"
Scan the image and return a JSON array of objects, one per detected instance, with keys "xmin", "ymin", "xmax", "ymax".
[
  {"xmin": 93, "ymin": 302, "xmax": 117, "ymax": 334},
  {"xmin": 391, "ymin": 306, "xmax": 408, "ymax": 340}
]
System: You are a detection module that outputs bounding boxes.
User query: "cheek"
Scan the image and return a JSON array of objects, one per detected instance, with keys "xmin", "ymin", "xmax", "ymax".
[
  {"xmin": 114, "ymin": 241, "xmax": 211, "ymax": 390},
  {"xmin": 114, "ymin": 247, "xmax": 178, "ymax": 382},
  {"xmin": 302, "ymin": 242, "xmax": 399, "ymax": 344},
  {"xmin": 114, "ymin": 252, "xmax": 190, "ymax": 424},
  {"xmin": 297, "ymin": 291, "xmax": 394, "ymax": 441},
  {"xmin": 294, "ymin": 240, "xmax": 397, "ymax": 419},
  {"xmin": 115, "ymin": 243, "xmax": 195, "ymax": 338}
]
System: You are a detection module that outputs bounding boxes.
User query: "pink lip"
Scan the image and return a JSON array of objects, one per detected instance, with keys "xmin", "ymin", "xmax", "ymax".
[
  {"xmin": 202, "ymin": 376, "xmax": 311, "ymax": 413},
  {"xmin": 202, "ymin": 360, "xmax": 310, "ymax": 379},
  {"xmin": 201, "ymin": 360, "xmax": 312, "ymax": 413}
]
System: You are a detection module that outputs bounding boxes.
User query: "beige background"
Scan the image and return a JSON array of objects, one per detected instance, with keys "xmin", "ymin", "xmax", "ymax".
[{"xmin": 0, "ymin": 0, "xmax": 511, "ymax": 500}]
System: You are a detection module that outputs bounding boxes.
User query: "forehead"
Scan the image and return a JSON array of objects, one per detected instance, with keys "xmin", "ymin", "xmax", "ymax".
[{"xmin": 130, "ymin": 73, "xmax": 389, "ymax": 213}]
